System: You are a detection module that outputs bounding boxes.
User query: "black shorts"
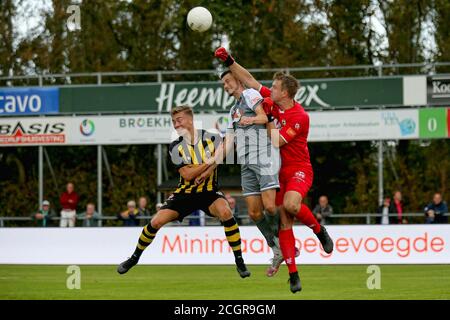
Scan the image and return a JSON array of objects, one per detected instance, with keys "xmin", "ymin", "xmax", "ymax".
[{"xmin": 160, "ymin": 191, "xmax": 227, "ymax": 222}]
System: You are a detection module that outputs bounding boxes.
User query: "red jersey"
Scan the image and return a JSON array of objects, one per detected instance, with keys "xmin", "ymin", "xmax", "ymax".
[
  {"xmin": 60, "ymin": 191, "xmax": 79, "ymax": 211},
  {"xmin": 260, "ymin": 85, "xmax": 312, "ymax": 170}
]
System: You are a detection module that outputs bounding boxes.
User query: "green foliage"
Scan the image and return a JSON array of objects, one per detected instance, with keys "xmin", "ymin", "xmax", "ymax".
[
  {"xmin": 1, "ymin": 1, "xmax": 449, "ymax": 218},
  {"xmin": 378, "ymin": 0, "xmax": 432, "ymax": 66},
  {"xmin": 433, "ymin": 0, "xmax": 450, "ymax": 64},
  {"xmin": 0, "ymin": 0, "xmax": 16, "ymax": 77}
]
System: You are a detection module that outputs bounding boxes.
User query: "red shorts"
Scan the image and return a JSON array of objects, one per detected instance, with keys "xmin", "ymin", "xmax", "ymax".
[{"xmin": 275, "ymin": 166, "xmax": 313, "ymax": 206}]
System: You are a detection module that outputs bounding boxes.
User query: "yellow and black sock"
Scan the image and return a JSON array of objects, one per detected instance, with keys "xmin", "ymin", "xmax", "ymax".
[
  {"xmin": 132, "ymin": 224, "xmax": 158, "ymax": 258},
  {"xmin": 223, "ymin": 217, "xmax": 243, "ymax": 261}
]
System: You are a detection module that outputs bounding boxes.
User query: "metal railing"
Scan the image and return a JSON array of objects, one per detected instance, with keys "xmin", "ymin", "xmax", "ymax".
[
  {"xmin": 1, "ymin": 62, "xmax": 449, "ymax": 86},
  {"xmin": 0, "ymin": 212, "xmax": 446, "ymax": 227}
]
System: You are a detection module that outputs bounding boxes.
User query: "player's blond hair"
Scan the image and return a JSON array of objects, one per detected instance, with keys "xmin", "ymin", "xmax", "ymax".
[{"xmin": 170, "ymin": 105, "xmax": 194, "ymax": 118}]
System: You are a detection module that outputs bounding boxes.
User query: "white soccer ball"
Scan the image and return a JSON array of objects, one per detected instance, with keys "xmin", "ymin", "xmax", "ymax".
[{"xmin": 187, "ymin": 7, "xmax": 212, "ymax": 32}]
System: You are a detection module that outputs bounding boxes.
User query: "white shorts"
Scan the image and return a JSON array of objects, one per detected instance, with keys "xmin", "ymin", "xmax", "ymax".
[{"xmin": 60, "ymin": 210, "xmax": 76, "ymax": 227}]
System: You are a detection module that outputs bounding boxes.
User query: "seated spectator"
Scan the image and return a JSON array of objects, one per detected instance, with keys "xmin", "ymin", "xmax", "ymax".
[
  {"xmin": 387, "ymin": 190, "xmax": 408, "ymax": 224},
  {"xmin": 424, "ymin": 193, "xmax": 448, "ymax": 224},
  {"xmin": 312, "ymin": 195, "xmax": 333, "ymax": 225},
  {"xmin": 376, "ymin": 197, "xmax": 391, "ymax": 225},
  {"xmin": 31, "ymin": 200, "xmax": 56, "ymax": 227},
  {"xmin": 117, "ymin": 200, "xmax": 139, "ymax": 226},
  {"xmin": 78, "ymin": 203, "xmax": 101, "ymax": 227}
]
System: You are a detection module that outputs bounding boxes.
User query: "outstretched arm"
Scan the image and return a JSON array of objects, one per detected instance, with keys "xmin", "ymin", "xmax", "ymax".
[
  {"xmin": 215, "ymin": 47, "xmax": 261, "ymax": 90},
  {"xmin": 229, "ymin": 62, "xmax": 261, "ymax": 90}
]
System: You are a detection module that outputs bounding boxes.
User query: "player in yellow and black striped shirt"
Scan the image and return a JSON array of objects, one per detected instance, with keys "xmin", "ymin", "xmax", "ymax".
[
  {"xmin": 169, "ymin": 127, "xmax": 219, "ymax": 194},
  {"xmin": 117, "ymin": 105, "xmax": 250, "ymax": 278}
]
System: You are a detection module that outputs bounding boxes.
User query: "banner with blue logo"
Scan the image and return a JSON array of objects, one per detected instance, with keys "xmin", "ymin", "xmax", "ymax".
[{"xmin": 0, "ymin": 87, "xmax": 59, "ymax": 115}]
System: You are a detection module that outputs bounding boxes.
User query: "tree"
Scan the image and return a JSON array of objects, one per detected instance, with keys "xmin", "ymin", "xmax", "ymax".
[
  {"xmin": 433, "ymin": 0, "xmax": 450, "ymax": 67},
  {"xmin": 0, "ymin": 0, "xmax": 16, "ymax": 77},
  {"xmin": 378, "ymin": 0, "xmax": 432, "ymax": 65}
]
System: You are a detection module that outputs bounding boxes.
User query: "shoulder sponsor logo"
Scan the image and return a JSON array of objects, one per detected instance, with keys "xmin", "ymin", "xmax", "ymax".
[
  {"xmin": 286, "ymin": 127, "xmax": 297, "ymax": 138},
  {"xmin": 251, "ymin": 96, "xmax": 260, "ymax": 105}
]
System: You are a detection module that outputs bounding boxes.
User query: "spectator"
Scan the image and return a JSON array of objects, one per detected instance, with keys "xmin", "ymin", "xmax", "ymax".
[
  {"xmin": 78, "ymin": 203, "xmax": 101, "ymax": 227},
  {"xmin": 31, "ymin": 200, "xmax": 56, "ymax": 227},
  {"xmin": 225, "ymin": 193, "xmax": 241, "ymax": 224},
  {"xmin": 59, "ymin": 182, "xmax": 79, "ymax": 227},
  {"xmin": 312, "ymin": 195, "xmax": 333, "ymax": 225},
  {"xmin": 137, "ymin": 197, "xmax": 151, "ymax": 216},
  {"xmin": 376, "ymin": 197, "xmax": 391, "ymax": 225},
  {"xmin": 389, "ymin": 190, "xmax": 408, "ymax": 224},
  {"xmin": 118, "ymin": 200, "xmax": 139, "ymax": 226},
  {"xmin": 424, "ymin": 193, "xmax": 448, "ymax": 224},
  {"xmin": 137, "ymin": 197, "xmax": 151, "ymax": 226}
]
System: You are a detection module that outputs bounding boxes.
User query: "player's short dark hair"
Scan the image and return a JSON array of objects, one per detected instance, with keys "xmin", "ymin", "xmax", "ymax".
[
  {"xmin": 220, "ymin": 70, "xmax": 232, "ymax": 79},
  {"xmin": 171, "ymin": 105, "xmax": 194, "ymax": 118},
  {"xmin": 273, "ymin": 71, "xmax": 300, "ymax": 99}
]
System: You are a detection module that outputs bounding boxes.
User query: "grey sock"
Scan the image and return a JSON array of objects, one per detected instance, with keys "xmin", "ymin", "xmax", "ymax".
[
  {"xmin": 255, "ymin": 215, "xmax": 276, "ymax": 248},
  {"xmin": 265, "ymin": 210, "xmax": 280, "ymax": 236}
]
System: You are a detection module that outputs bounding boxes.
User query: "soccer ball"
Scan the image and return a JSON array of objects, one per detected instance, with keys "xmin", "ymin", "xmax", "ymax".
[{"xmin": 187, "ymin": 7, "xmax": 212, "ymax": 32}]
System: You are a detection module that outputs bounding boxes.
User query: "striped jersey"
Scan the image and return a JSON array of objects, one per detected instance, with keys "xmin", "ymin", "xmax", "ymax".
[{"xmin": 168, "ymin": 129, "xmax": 222, "ymax": 194}]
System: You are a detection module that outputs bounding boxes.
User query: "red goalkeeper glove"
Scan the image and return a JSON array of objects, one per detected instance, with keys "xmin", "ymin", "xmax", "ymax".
[{"xmin": 214, "ymin": 47, "xmax": 235, "ymax": 67}]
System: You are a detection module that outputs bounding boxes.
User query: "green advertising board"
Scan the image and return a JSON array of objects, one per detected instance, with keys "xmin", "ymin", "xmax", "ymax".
[
  {"xmin": 419, "ymin": 108, "xmax": 448, "ymax": 138},
  {"xmin": 59, "ymin": 77, "xmax": 403, "ymax": 113}
]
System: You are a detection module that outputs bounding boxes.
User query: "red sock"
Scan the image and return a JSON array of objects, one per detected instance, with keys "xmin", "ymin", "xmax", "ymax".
[
  {"xmin": 279, "ymin": 228, "xmax": 297, "ymax": 273},
  {"xmin": 296, "ymin": 204, "xmax": 321, "ymax": 234}
]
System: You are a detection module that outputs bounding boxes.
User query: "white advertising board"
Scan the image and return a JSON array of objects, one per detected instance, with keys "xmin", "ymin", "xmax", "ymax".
[
  {"xmin": 0, "ymin": 225, "xmax": 448, "ymax": 265},
  {"xmin": 0, "ymin": 109, "xmax": 421, "ymax": 146},
  {"xmin": 309, "ymin": 109, "xmax": 419, "ymax": 141}
]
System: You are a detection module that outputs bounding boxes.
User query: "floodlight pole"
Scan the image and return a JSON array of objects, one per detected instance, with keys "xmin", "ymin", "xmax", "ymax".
[
  {"xmin": 38, "ymin": 146, "xmax": 44, "ymax": 210},
  {"xmin": 378, "ymin": 141, "xmax": 383, "ymax": 207},
  {"xmin": 97, "ymin": 71, "xmax": 103, "ymax": 225},
  {"xmin": 377, "ymin": 65, "xmax": 384, "ymax": 209},
  {"xmin": 97, "ymin": 145, "xmax": 103, "ymax": 226},
  {"xmin": 157, "ymin": 144, "xmax": 162, "ymax": 204},
  {"xmin": 156, "ymin": 71, "xmax": 163, "ymax": 204},
  {"xmin": 38, "ymin": 75, "xmax": 44, "ymax": 210}
]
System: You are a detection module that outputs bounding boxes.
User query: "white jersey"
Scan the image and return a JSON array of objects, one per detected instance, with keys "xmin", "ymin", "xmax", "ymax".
[{"xmin": 227, "ymin": 89, "xmax": 279, "ymax": 169}]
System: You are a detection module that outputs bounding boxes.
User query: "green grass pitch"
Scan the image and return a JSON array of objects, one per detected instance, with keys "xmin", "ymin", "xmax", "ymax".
[{"xmin": 1, "ymin": 265, "xmax": 449, "ymax": 300}]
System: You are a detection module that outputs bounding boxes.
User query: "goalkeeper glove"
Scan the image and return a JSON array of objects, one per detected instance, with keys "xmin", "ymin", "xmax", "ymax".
[{"xmin": 214, "ymin": 47, "xmax": 235, "ymax": 67}]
